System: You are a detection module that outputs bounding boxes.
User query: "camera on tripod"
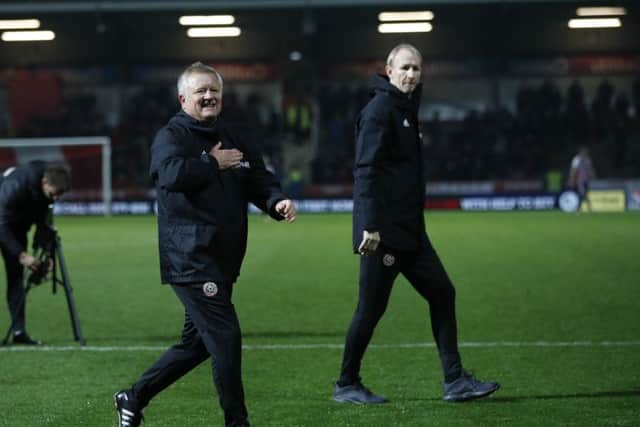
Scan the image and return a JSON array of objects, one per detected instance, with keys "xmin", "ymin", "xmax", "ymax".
[
  {"xmin": 2, "ymin": 217, "xmax": 86, "ymax": 346},
  {"xmin": 27, "ymin": 258, "xmax": 51, "ymax": 285},
  {"xmin": 28, "ymin": 224, "xmax": 57, "ymax": 285}
]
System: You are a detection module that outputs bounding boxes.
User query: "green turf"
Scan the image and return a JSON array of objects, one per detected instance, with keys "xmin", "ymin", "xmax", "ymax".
[{"xmin": 1, "ymin": 212, "xmax": 639, "ymax": 426}]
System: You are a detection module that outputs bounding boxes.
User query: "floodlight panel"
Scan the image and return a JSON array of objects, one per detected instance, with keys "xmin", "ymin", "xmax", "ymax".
[
  {"xmin": 378, "ymin": 22, "xmax": 432, "ymax": 33},
  {"xmin": 378, "ymin": 11, "xmax": 434, "ymax": 22},
  {"xmin": 1, "ymin": 30, "xmax": 55, "ymax": 41},
  {"xmin": 186, "ymin": 27, "xmax": 241, "ymax": 37},
  {"xmin": 0, "ymin": 19, "xmax": 40, "ymax": 30},
  {"xmin": 179, "ymin": 15, "xmax": 235, "ymax": 26},
  {"xmin": 568, "ymin": 18, "xmax": 621, "ymax": 29}
]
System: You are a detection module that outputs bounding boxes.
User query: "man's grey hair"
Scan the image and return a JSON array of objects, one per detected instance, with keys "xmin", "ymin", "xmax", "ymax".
[
  {"xmin": 177, "ymin": 61, "xmax": 224, "ymax": 96},
  {"xmin": 386, "ymin": 44, "xmax": 423, "ymax": 67}
]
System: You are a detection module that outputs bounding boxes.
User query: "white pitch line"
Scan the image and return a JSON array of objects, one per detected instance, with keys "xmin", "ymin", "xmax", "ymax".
[{"xmin": 1, "ymin": 341, "xmax": 640, "ymax": 352}]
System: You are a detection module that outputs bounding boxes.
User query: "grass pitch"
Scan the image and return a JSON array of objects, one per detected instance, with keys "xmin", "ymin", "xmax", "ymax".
[{"xmin": 1, "ymin": 212, "xmax": 639, "ymax": 426}]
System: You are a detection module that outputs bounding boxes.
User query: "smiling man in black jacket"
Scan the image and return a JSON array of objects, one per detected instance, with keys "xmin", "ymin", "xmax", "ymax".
[
  {"xmin": 114, "ymin": 62, "xmax": 295, "ymax": 427},
  {"xmin": 333, "ymin": 44, "xmax": 499, "ymax": 405},
  {"xmin": 0, "ymin": 161, "xmax": 70, "ymax": 345}
]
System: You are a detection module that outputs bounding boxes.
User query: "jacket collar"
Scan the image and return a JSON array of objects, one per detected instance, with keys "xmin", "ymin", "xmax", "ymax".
[
  {"xmin": 171, "ymin": 110, "xmax": 221, "ymax": 137},
  {"xmin": 26, "ymin": 162, "xmax": 50, "ymax": 203},
  {"xmin": 368, "ymin": 74, "xmax": 422, "ymax": 112}
]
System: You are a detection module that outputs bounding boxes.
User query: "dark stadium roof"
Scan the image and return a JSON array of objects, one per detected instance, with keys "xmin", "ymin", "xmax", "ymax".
[
  {"xmin": 0, "ymin": 0, "xmax": 637, "ymax": 66},
  {"xmin": 0, "ymin": 0, "xmax": 627, "ymax": 13}
]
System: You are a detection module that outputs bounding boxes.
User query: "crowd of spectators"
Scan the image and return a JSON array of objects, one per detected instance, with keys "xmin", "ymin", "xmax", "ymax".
[
  {"xmin": 313, "ymin": 78, "xmax": 640, "ymax": 185},
  {"xmin": 2, "ymin": 75, "xmax": 639, "ymax": 196}
]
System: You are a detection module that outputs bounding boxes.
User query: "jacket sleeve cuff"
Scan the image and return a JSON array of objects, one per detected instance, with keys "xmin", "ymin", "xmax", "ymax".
[{"xmin": 266, "ymin": 196, "xmax": 286, "ymax": 220}]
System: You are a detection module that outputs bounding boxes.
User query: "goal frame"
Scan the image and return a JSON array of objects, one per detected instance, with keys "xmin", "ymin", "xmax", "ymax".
[{"xmin": 0, "ymin": 136, "xmax": 112, "ymax": 215}]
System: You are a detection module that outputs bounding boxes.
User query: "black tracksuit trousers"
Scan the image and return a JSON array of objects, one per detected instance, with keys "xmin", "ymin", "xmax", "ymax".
[
  {"xmin": 339, "ymin": 234, "xmax": 463, "ymax": 385},
  {"xmin": 1, "ymin": 233, "xmax": 27, "ymax": 334},
  {"xmin": 131, "ymin": 282, "xmax": 249, "ymax": 427}
]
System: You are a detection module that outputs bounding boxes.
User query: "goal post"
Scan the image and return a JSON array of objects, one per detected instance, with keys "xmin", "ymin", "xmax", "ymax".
[{"xmin": 0, "ymin": 136, "xmax": 112, "ymax": 215}]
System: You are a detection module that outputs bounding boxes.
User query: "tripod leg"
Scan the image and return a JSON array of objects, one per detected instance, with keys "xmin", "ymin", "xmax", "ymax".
[{"xmin": 54, "ymin": 237, "xmax": 86, "ymax": 346}]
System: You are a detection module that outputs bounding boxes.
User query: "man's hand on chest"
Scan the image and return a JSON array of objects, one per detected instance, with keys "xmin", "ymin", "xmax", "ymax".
[{"xmin": 208, "ymin": 142, "xmax": 244, "ymax": 170}]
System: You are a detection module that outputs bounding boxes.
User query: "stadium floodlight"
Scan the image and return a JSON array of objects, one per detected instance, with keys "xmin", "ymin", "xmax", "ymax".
[
  {"xmin": 378, "ymin": 11, "xmax": 434, "ymax": 22},
  {"xmin": 378, "ymin": 22, "xmax": 432, "ymax": 33},
  {"xmin": 568, "ymin": 18, "xmax": 621, "ymax": 29},
  {"xmin": 186, "ymin": 26, "xmax": 241, "ymax": 37},
  {"xmin": 576, "ymin": 7, "xmax": 626, "ymax": 17},
  {"xmin": 0, "ymin": 137, "xmax": 112, "ymax": 215},
  {"xmin": 0, "ymin": 19, "xmax": 40, "ymax": 30},
  {"xmin": 179, "ymin": 15, "xmax": 235, "ymax": 26},
  {"xmin": 1, "ymin": 30, "xmax": 54, "ymax": 41}
]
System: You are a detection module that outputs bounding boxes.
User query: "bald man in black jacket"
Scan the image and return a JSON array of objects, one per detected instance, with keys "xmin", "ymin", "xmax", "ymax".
[
  {"xmin": 0, "ymin": 160, "xmax": 70, "ymax": 345},
  {"xmin": 333, "ymin": 44, "xmax": 499, "ymax": 405}
]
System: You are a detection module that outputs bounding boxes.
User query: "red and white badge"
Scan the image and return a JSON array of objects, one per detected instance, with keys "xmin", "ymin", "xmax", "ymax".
[{"xmin": 203, "ymin": 282, "xmax": 218, "ymax": 297}]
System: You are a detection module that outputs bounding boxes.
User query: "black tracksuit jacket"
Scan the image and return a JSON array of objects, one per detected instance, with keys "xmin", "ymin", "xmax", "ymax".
[
  {"xmin": 352, "ymin": 74, "xmax": 426, "ymax": 253},
  {"xmin": 150, "ymin": 111, "xmax": 285, "ymax": 285},
  {"xmin": 0, "ymin": 161, "xmax": 51, "ymax": 258}
]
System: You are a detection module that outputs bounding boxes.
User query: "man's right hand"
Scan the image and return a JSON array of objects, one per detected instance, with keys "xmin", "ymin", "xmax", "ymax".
[
  {"xmin": 209, "ymin": 142, "xmax": 244, "ymax": 170},
  {"xmin": 19, "ymin": 252, "xmax": 40, "ymax": 271},
  {"xmin": 358, "ymin": 230, "xmax": 380, "ymax": 255}
]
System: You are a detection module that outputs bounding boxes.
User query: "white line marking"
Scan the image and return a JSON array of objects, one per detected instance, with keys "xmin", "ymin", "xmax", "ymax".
[{"xmin": 1, "ymin": 341, "xmax": 639, "ymax": 352}]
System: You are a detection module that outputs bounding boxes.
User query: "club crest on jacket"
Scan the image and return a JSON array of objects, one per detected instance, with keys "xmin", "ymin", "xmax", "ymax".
[{"xmin": 203, "ymin": 282, "xmax": 218, "ymax": 297}]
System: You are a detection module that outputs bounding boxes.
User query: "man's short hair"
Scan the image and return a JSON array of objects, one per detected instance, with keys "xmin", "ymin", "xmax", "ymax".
[
  {"xmin": 177, "ymin": 61, "xmax": 224, "ymax": 96},
  {"xmin": 386, "ymin": 44, "xmax": 423, "ymax": 67},
  {"xmin": 44, "ymin": 165, "xmax": 71, "ymax": 193}
]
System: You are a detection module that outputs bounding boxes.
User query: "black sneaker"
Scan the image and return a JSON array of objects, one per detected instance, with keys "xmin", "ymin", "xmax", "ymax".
[
  {"xmin": 114, "ymin": 390, "xmax": 144, "ymax": 427},
  {"xmin": 12, "ymin": 332, "xmax": 42, "ymax": 345},
  {"xmin": 443, "ymin": 370, "xmax": 500, "ymax": 402},
  {"xmin": 333, "ymin": 381, "xmax": 388, "ymax": 404}
]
